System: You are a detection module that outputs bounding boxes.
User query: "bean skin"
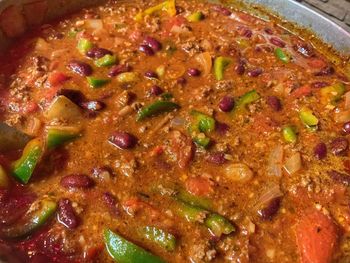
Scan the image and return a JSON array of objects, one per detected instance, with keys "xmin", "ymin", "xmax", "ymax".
[
  {"xmin": 143, "ymin": 36, "xmax": 162, "ymax": 52},
  {"xmin": 266, "ymin": 96, "xmax": 282, "ymax": 111},
  {"xmin": 343, "ymin": 122, "xmax": 350, "ymax": 134},
  {"xmin": 219, "ymin": 96, "xmax": 234, "ymax": 112},
  {"xmin": 67, "ymin": 60, "xmax": 93, "ymax": 76},
  {"xmin": 139, "ymin": 45, "xmax": 154, "ymax": 56},
  {"xmin": 144, "ymin": 71, "xmax": 158, "ymax": 79},
  {"xmin": 269, "ymin": 37, "xmax": 286, "ymax": 48},
  {"xmin": 211, "ymin": 5, "xmax": 231, "ymax": 16},
  {"xmin": 258, "ymin": 197, "xmax": 281, "ymax": 220},
  {"xmin": 235, "ymin": 59, "xmax": 246, "ymax": 75},
  {"xmin": 108, "ymin": 64, "xmax": 131, "ymax": 77},
  {"xmin": 57, "ymin": 198, "xmax": 79, "ymax": 229},
  {"xmin": 103, "ymin": 192, "xmax": 119, "ymax": 216},
  {"xmin": 206, "ymin": 151, "xmax": 226, "ymax": 165},
  {"xmin": 330, "ymin": 137, "xmax": 349, "ymax": 156},
  {"xmin": 60, "ymin": 174, "xmax": 94, "ymax": 189},
  {"xmin": 187, "ymin": 68, "xmax": 201, "ymax": 77},
  {"xmin": 86, "ymin": 47, "xmax": 113, "ymax": 59},
  {"xmin": 328, "ymin": 170, "xmax": 350, "ymax": 186},
  {"xmin": 109, "ymin": 131, "xmax": 137, "ymax": 149},
  {"xmin": 314, "ymin": 142, "xmax": 327, "ymax": 160},
  {"xmin": 149, "ymin": 85, "xmax": 163, "ymax": 96},
  {"xmin": 247, "ymin": 68, "xmax": 263, "ymax": 77}
]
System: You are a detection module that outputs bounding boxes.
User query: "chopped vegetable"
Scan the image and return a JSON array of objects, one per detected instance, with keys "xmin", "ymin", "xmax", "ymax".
[
  {"xmin": 190, "ymin": 110, "xmax": 216, "ymax": 133},
  {"xmin": 320, "ymin": 83, "xmax": 346, "ymax": 105},
  {"xmin": 274, "ymin": 48, "xmax": 290, "ymax": 63},
  {"xmin": 142, "ymin": 226, "xmax": 176, "ymax": 251},
  {"xmin": 282, "ymin": 125, "xmax": 297, "ymax": 143},
  {"xmin": 0, "ymin": 122, "xmax": 31, "ymax": 152},
  {"xmin": 174, "ymin": 201, "xmax": 208, "ymax": 223},
  {"xmin": 195, "ymin": 52, "xmax": 212, "ymax": 75},
  {"xmin": 94, "ymin": 54, "xmax": 117, "ymax": 67},
  {"xmin": 1, "ymin": 197, "xmax": 57, "ymax": 238},
  {"xmin": 187, "ymin": 11, "xmax": 204, "ymax": 22},
  {"xmin": 192, "ymin": 135, "xmax": 211, "ymax": 148},
  {"xmin": 204, "ymin": 213, "xmax": 235, "ymax": 237},
  {"xmin": 135, "ymin": 0, "xmax": 176, "ymax": 22},
  {"xmin": 224, "ymin": 163, "xmax": 253, "ymax": 182},
  {"xmin": 267, "ymin": 144, "xmax": 284, "ymax": 177},
  {"xmin": 11, "ymin": 138, "xmax": 43, "ymax": 184},
  {"xmin": 46, "ymin": 126, "xmax": 81, "ymax": 149},
  {"xmin": 233, "ymin": 90, "xmax": 260, "ymax": 114},
  {"xmin": 160, "ymin": 92, "xmax": 173, "ymax": 101},
  {"xmin": 137, "ymin": 101, "xmax": 180, "ymax": 121},
  {"xmin": 253, "ymin": 184, "xmax": 283, "ymax": 212},
  {"xmin": 299, "ymin": 107, "xmax": 319, "ymax": 131},
  {"xmin": 45, "ymin": 96, "xmax": 83, "ymax": 123},
  {"xmin": 77, "ymin": 38, "xmax": 93, "ymax": 55},
  {"xmin": 0, "ymin": 164, "xmax": 9, "ymax": 188},
  {"xmin": 87, "ymin": 76, "xmax": 110, "ymax": 88},
  {"xmin": 177, "ymin": 189, "xmax": 212, "ymax": 210},
  {"xmin": 284, "ymin": 152, "xmax": 302, "ymax": 175},
  {"xmin": 214, "ymin": 56, "xmax": 232, "ymax": 80},
  {"xmin": 117, "ymin": 72, "xmax": 139, "ymax": 83},
  {"xmin": 156, "ymin": 65, "xmax": 166, "ymax": 78},
  {"xmin": 104, "ymin": 228, "xmax": 165, "ymax": 263}
]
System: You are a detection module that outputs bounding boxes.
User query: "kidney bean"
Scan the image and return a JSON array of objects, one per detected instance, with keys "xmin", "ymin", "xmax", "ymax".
[
  {"xmin": 211, "ymin": 5, "xmax": 232, "ymax": 16},
  {"xmin": 102, "ymin": 192, "xmax": 119, "ymax": 216},
  {"xmin": 343, "ymin": 122, "xmax": 350, "ymax": 134},
  {"xmin": 86, "ymin": 47, "xmax": 113, "ymax": 59},
  {"xmin": 242, "ymin": 28, "xmax": 252, "ymax": 38},
  {"xmin": 216, "ymin": 122, "xmax": 230, "ymax": 135},
  {"xmin": 206, "ymin": 151, "xmax": 227, "ymax": 165},
  {"xmin": 311, "ymin": 81, "xmax": 329, "ymax": 89},
  {"xmin": 139, "ymin": 45, "xmax": 154, "ymax": 56},
  {"xmin": 235, "ymin": 59, "xmax": 246, "ymax": 75},
  {"xmin": 264, "ymin": 28, "xmax": 273, "ymax": 35},
  {"xmin": 258, "ymin": 197, "xmax": 281, "ymax": 220},
  {"xmin": 269, "ymin": 37, "xmax": 286, "ymax": 48},
  {"xmin": 314, "ymin": 66, "xmax": 335, "ymax": 76},
  {"xmin": 330, "ymin": 137, "xmax": 349, "ymax": 156},
  {"xmin": 108, "ymin": 64, "xmax": 131, "ymax": 77},
  {"xmin": 57, "ymin": 198, "xmax": 79, "ymax": 229},
  {"xmin": 57, "ymin": 89, "xmax": 86, "ymax": 105},
  {"xmin": 144, "ymin": 71, "xmax": 158, "ymax": 79},
  {"xmin": 219, "ymin": 96, "xmax": 234, "ymax": 112},
  {"xmin": 328, "ymin": 170, "xmax": 350, "ymax": 186},
  {"xmin": 247, "ymin": 68, "xmax": 263, "ymax": 77},
  {"xmin": 60, "ymin": 174, "xmax": 94, "ymax": 189},
  {"xmin": 143, "ymin": 36, "xmax": 162, "ymax": 52},
  {"xmin": 266, "ymin": 96, "xmax": 282, "ymax": 111},
  {"xmin": 80, "ymin": 100, "xmax": 105, "ymax": 112},
  {"xmin": 149, "ymin": 85, "xmax": 163, "ymax": 96},
  {"xmin": 109, "ymin": 131, "xmax": 137, "ymax": 149},
  {"xmin": 187, "ymin": 68, "xmax": 201, "ymax": 77},
  {"xmin": 177, "ymin": 77, "xmax": 187, "ymax": 85},
  {"xmin": 67, "ymin": 60, "xmax": 92, "ymax": 76},
  {"xmin": 314, "ymin": 142, "xmax": 327, "ymax": 160}
]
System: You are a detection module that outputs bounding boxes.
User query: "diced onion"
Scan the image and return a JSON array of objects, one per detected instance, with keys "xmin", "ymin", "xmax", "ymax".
[
  {"xmin": 195, "ymin": 52, "xmax": 212, "ymax": 75},
  {"xmin": 267, "ymin": 144, "xmax": 284, "ymax": 177},
  {"xmin": 284, "ymin": 152, "xmax": 302, "ymax": 175},
  {"xmin": 85, "ymin": 19, "xmax": 103, "ymax": 30},
  {"xmin": 253, "ymin": 183, "xmax": 283, "ymax": 211},
  {"xmin": 345, "ymin": 91, "xmax": 350, "ymax": 110},
  {"xmin": 224, "ymin": 163, "xmax": 253, "ymax": 182},
  {"xmin": 334, "ymin": 108, "xmax": 350, "ymax": 123},
  {"xmin": 45, "ymin": 96, "xmax": 83, "ymax": 123}
]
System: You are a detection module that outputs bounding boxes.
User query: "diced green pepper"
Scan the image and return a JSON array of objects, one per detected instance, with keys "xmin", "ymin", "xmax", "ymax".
[
  {"xmin": 177, "ymin": 189, "xmax": 212, "ymax": 210},
  {"xmin": 137, "ymin": 101, "xmax": 180, "ymax": 121},
  {"xmin": 142, "ymin": 226, "xmax": 176, "ymax": 251},
  {"xmin": 87, "ymin": 76, "xmax": 110, "ymax": 88},
  {"xmin": 274, "ymin": 48, "xmax": 290, "ymax": 63},
  {"xmin": 214, "ymin": 56, "xmax": 232, "ymax": 81},
  {"xmin": 204, "ymin": 213, "xmax": 235, "ymax": 237},
  {"xmin": 174, "ymin": 201, "xmax": 208, "ymax": 223},
  {"xmin": 190, "ymin": 110, "xmax": 216, "ymax": 133},
  {"xmin": 299, "ymin": 107, "xmax": 319, "ymax": 131},
  {"xmin": 0, "ymin": 165, "xmax": 9, "ymax": 188},
  {"xmin": 117, "ymin": 72, "xmax": 139, "ymax": 83},
  {"xmin": 187, "ymin": 11, "xmax": 204, "ymax": 22},
  {"xmin": 233, "ymin": 89, "xmax": 261, "ymax": 114},
  {"xmin": 135, "ymin": 0, "xmax": 176, "ymax": 22},
  {"xmin": 320, "ymin": 83, "xmax": 346, "ymax": 105},
  {"xmin": 77, "ymin": 38, "xmax": 93, "ymax": 55},
  {"xmin": 193, "ymin": 135, "xmax": 211, "ymax": 148},
  {"xmin": 94, "ymin": 54, "xmax": 117, "ymax": 67},
  {"xmin": 11, "ymin": 138, "xmax": 43, "ymax": 184},
  {"xmin": 282, "ymin": 125, "xmax": 297, "ymax": 143},
  {"xmin": 104, "ymin": 228, "xmax": 165, "ymax": 263},
  {"xmin": 1, "ymin": 197, "xmax": 57, "ymax": 239},
  {"xmin": 46, "ymin": 126, "xmax": 81, "ymax": 149},
  {"xmin": 160, "ymin": 92, "xmax": 173, "ymax": 101}
]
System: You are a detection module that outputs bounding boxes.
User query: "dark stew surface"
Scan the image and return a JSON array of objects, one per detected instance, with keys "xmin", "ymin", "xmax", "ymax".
[{"xmin": 0, "ymin": 0, "xmax": 350, "ymax": 262}]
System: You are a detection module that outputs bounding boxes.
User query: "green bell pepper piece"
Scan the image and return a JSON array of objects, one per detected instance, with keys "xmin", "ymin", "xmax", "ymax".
[
  {"xmin": 174, "ymin": 201, "xmax": 208, "ymax": 223},
  {"xmin": 274, "ymin": 48, "xmax": 290, "ymax": 63},
  {"xmin": 187, "ymin": 11, "xmax": 204, "ymax": 22},
  {"xmin": 137, "ymin": 101, "xmax": 180, "ymax": 121},
  {"xmin": 204, "ymin": 213, "xmax": 235, "ymax": 237},
  {"xmin": 142, "ymin": 226, "xmax": 176, "ymax": 251},
  {"xmin": 11, "ymin": 138, "xmax": 43, "ymax": 184},
  {"xmin": 77, "ymin": 38, "xmax": 93, "ymax": 55},
  {"xmin": 46, "ymin": 126, "xmax": 81, "ymax": 149},
  {"xmin": 320, "ymin": 83, "xmax": 346, "ymax": 105},
  {"xmin": 0, "ymin": 165, "xmax": 9, "ymax": 188},
  {"xmin": 135, "ymin": 0, "xmax": 176, "ymax": 22},
  {"xmin": 299, "ymin": 107, "xmax": 319, "ymax": 131},
  {"xmin": 104, "ymin": 228, "xmax": 165, "ymax": 263},
  {"xmin": 117, "ymin": 72, "xmax": 139, "ymax": 83},
  {"xmin": 1, "ymin": 197, "xmax": 57, "ymax": 239},
  {"xmin": 282, "ymin": 125, "xmax": 297, "ymax": 143},
  {"xmin": 94, "ymin": 54, "xmax": 117, "ymax": 67},
  {"xmin": 193, "ymin": 135, "xmax": 211, "ymax": 148},
  {"xmin": 232, "ymin": 89, "xmax": 260, "ymax": 115},
  {"xmin": 177, "ymin": 189, "xmax": 212, "ymax": 210},
  {"xmin": 190, "ymin": 110, "xmax": 216, "ymax": 133},
  {"xmin": 87, "ymin": 76, "xmax": 110, "ymax": 88},
  {"xmin": 214, "ymin": 56, "xmax": 232, "ymax": 81}
]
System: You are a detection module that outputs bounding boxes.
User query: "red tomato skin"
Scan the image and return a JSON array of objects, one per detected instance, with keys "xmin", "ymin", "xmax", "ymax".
[{"xmin": 185, "ymin": 177, "xmax": 213, "ymax": 197}]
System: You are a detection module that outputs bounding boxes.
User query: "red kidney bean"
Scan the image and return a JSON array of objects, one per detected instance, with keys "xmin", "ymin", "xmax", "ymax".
[
  {"xmin": 216, "ymin": 122, "xmax": 230, "ymax": 135},
  {"xmin": 144, "ymin": 71, "xmax": 158, "ymax": 79},
  {"xmin": 80, "ymin": 100, "xmax": 105, "ymax": 112},
  {"xmin": 266, "ymin": 96, "xmax": 282, "ymax": 111},
  {"xmin": 258, "ymin": 197, "xmax": 281, "ymax": 220},
  {"xmin": 293, "ymin": 42, "xmax": 315, "ymax": 58},
  {"xmin": 92, "ymin": 166, "xmax": 112, "ymax": 182},
  {"xmin": 219, "ymin": 96, "xmax": 234, "ymax": 112},
  {"xmin": 314, "ymin": 66, "xmax": 335, "ymax": 76},
  {"xmin": 139, "ymin": 44, "xmax": 154, "ymax": 56},
  {"xmin": 269, "ymin": 37, "xmax": 286, "ymax": 48},
  {"xmin": 177, "ymin": 77, "xmax": 187, "ymax": 85},
  {"xmin": 206, "ymin": 151, "xmax": 226, "ymax": 165},
  {"xmin": 247, "ymin": 68, "xmax": 263, "ymax": 77},
  {"xmin": 109, "ymin": 131, "xmax": 137, "ymax": 149},
  {"xmin": 330, "ymin": 137, "xmax": 349, "ymax": 156},
  {"xmin": 67, "ymin": 60, "xmax": 92, "ymax": 76},
  {"xmin": 264, "ymin": 28, "xmax": 273, "ymax": 35},
  {"xmin": 235, "ymin": 59, "xmax": 246, "ymax": 75},
  {"xmin": 310, "ymin": 81, "xmax": 329, "ymax": 89},
  {"xmin": 143, "ymin": 36, "xmax": 162, "ymax": 52},
  {"xmin": 314, "ymin": 142, "xmax": 327, "ymax": 160},
  {"xmin": 60, "ymin": 174, "xmax": 94, "ymax": 189},
  {"xmin": 343, "ymin": 122, "xmax": 350, "ymax": 134},
  {"xmin": 187, "ymin": 68, "xmax": 201, "ymax": 77},
  {"xmin": 86, "ymin": 47, "xmax": 113, "ymax": 59},
  {"xmin": 149, "ymin": 85, "xmax": 163, "ymax": 96},
  {"xmin": 102, "ymin": 192, "xmax": 119, "ymax": 216},
  {"xmin": 108, "ymin": 64, "xmax": 131, "ymax": 77},
  {"xmin": 57, "ymin": 89, "xmax": 86, "ymax": 105},
  {"xmin": 57, "ymin": 198, "xmax": 79, "ymax": 229},
  {"xmin": 328, "ymin": 170, "xmax": 350, "ymax": 186},
  {"xmin": 211, "ymin": 5, "xmax": 232, "ymax": 16},
  {"xmin": 242, "ymin": 28, "xmax": 252, "ymax": 38}
]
